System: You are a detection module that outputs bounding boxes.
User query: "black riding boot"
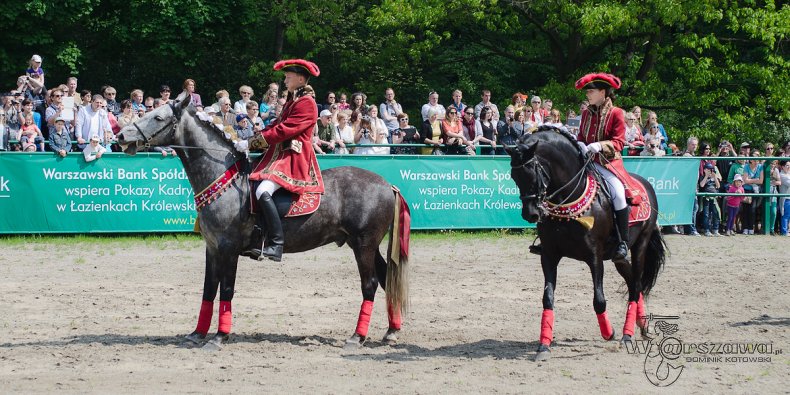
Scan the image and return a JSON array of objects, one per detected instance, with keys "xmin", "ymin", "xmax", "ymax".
[
  {"xmin": 256, "ymin": 192, "xmax": 284, "ymax": 262},
  {"xmin": 614, "ymin": 207, "xmax": 630, "ymax": 261}
]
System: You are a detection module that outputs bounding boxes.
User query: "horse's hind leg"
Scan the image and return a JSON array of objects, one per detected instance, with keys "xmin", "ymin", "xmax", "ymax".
[
  {"xmin": 345, "ymin": 243, "xmax": 381, "ymax": 349},
  {"xmin": 185, "ymin": 247, "xmax": 221, "ymax": 345},
  {"xmin": 614, "ymin": 243, "xmax": 645, "ymax": 343},
  {"xmin": 374, "ymin": 251, "xmax": 401, "ymax": 344}
]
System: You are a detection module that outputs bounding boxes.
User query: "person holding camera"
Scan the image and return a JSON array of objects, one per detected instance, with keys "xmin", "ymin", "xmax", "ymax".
[{"xmin": 390, "ymin": 113, "xmax": 419, "ymax": 155}]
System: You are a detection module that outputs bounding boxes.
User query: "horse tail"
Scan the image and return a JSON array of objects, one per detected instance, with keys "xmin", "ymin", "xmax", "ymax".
[
  {"xmin": 641, "ymin": 227, "xmax": 668, "ymax": 297},
  {"xmin": 386, "ymin": 186, "xmax": 411, "ymax": 314}
]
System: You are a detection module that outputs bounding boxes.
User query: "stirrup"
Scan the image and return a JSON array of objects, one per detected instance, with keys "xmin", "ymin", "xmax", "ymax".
[
  {"xmin": 613, "ymin": 241, "xmax": 629, "ymax": 262},
  {"xmin": 259, "ymin": 245, "xmax": 283, "ymax": 262}
]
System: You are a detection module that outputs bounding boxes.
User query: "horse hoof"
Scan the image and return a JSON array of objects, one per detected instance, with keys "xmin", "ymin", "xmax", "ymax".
[
  {"xmin": 534, "ymin": 344, "xmax": 551, "ymax": 362},
  {"xmin": 201, "ymin": 333, "xmax": 229, "ymax": 352},
  {"xmin": 620, "ymin": 335, "xmax": 633, "ymax": 346},
  {"xmin": 344, "ymin": 334, "xmax": 365, "ymax": 350},
  {"xmin": 382, "ymin": 329, "xmax": 399, "ymax": 344},
  {"xmin": 184, "ymin": 331, "xmax": 206, "ymax": 345}
]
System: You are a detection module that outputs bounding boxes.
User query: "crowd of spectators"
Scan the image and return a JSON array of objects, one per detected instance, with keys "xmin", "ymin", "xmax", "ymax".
[{"xmin": 2, "ymin": 54, "xmax": 790, "ymax": 236}]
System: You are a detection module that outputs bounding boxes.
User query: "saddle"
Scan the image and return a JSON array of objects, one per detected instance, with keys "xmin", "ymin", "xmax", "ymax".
[{"xmin": 249, "ymin": 183, "xmax": 322, "ymax": 218}]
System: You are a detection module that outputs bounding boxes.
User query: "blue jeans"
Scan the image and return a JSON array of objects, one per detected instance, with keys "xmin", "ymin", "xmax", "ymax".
[
  {"xmin": 781, "ymin": 199, "xmax": 790, "ymax": 235},
  {"xmin": 700, "ymin": 198, "xmax": 720, "ymax": 233},
  {"xmin": 684, "ymin": 197, "xmax": 699, "ymax": 234}
]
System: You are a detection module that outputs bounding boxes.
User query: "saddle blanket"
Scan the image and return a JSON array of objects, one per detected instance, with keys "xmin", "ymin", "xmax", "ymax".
[{"xmin": 626, "ymin": 175, "xmax": 651, "ymax": 225}]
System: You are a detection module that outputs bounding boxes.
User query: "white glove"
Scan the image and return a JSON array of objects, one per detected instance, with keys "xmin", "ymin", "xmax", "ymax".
[
  {"xmin": 587, "ymin": 142, "xmax": 603, "ymax": 154},
  {"xmin": 577, "ymin": 141, "xmax": 589, "ymax": 155},
  {"xmin": 234, "ymin": 139, "xmax": 249, "ymax": 152}
]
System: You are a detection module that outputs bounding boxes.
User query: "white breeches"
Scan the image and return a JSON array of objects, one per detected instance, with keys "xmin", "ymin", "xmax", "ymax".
[
  {"xmin": 255, "ymin": 179, "xmax": 282, "ymax": 199},
  {"xmin": 595, "ymin": 163, "xmax": 627, "ymax": 211}
]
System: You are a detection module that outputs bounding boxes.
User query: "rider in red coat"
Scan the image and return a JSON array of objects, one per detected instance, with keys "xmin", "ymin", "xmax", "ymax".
[
  {"xmin": 236, "ymin": 59, "xmax": 324, "ymax": 262},
  {"xmin": 575, "ymin": 72, "xmax": 639, "ymax": 262}
]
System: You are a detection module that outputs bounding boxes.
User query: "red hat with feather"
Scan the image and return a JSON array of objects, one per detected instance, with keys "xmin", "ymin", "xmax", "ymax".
[
  {"xmin": 575, "ymin": 73, "xmax": 621, "ymax": 90},
  {"xmin": 273, "ymin": 59, "xmax": 320, "ymax": 78}
]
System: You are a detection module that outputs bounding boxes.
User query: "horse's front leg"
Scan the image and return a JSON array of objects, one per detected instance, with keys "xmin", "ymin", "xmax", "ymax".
[
  {"xmin": 345, "ymin": 244, "xmax": 379, "ymax": 350},
  {"xmin": 590, "ymin": 255, "xmax": 616, "ymax": 342},
  {"xmin": 185, "ymin": 246, "xmax": 221, "ymax": 345},
  {"xmin": 202, "ymin": 249, "xmax": 239, "ymax": 351},
  {"xmin": 613, "ymin": 256, "xmax": 640, "ymax": 344},
  {"xmin": 535, "ymin": 253, "xmax": 560, "ymax": 362}
]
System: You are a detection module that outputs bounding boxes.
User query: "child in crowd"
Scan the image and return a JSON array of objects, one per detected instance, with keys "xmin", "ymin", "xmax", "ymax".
[
  {"xmin": 724, "ymin": 174, "xmax": 746, "ymax": 236},
  {"xmin": 83, "ymin": 135, "xmax": 106, "ymax": 162},
  {"xmin": 19, "ymin": 112, "xmax": 43, "ymax": 152}
]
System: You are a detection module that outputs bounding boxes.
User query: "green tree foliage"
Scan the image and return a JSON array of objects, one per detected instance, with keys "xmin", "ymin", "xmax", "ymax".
[{"xmin": 1, "ymin": 0, "xmax": 786, "ymax": 145}]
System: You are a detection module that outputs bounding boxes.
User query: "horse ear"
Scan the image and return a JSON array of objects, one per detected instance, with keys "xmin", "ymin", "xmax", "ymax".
[
  {"xmin": 523, "ymin": 140, "xmax": 539, "ymax": 157},
  {"xmin": 504, "ymin": 145, "xmax": 518, "ymax": 158},
  {"xmin": 178, "ymin": 90, "xmax": 191, "ymax": 110}
]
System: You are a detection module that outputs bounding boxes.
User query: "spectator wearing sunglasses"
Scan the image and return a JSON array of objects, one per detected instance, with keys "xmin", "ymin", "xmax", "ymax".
[
  {"xmin": 643, "ymin": 119, "xmax": 667, "ymax": 150},
  {"xmin": 46, "ymin": 88, "xmax": 71, "ymax": 139},
  {"xmin": 623, "ymin": 112, "xmax": 644, "ymax": 155},
  {"xmin": 158, "ymin": 85, "xmax": 171, "ymax": 105},
  {"xmin": 643, "ymin": 111, "xmax": 669, "ymax": 146},
  {"xmin": 640, "ymin": 137, "xmax": 666, "ymax": 157},
  {"xmin": 234, "ymin": 85, "xmax": 254, "ymax": 114}
]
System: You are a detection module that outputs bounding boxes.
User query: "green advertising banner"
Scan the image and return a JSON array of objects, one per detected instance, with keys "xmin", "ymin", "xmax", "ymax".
[{"xmin": 0, "ymin": 153, "xmax": 698, "ymax": 233}]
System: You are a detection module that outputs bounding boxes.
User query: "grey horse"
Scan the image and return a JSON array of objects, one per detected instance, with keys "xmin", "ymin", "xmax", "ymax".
[{"xmin": 117, "ymin": 92, "xmax": 410, "ymax": 350}]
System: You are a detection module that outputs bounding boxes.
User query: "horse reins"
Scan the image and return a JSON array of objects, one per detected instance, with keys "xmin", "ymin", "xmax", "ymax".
[
  {"xmin": 130, "ymin": 103, "xmax": 238, "ymax": 154},
  {"xmin": 512, "ymin": 153, "xmax": 594, "ymax": 207}
]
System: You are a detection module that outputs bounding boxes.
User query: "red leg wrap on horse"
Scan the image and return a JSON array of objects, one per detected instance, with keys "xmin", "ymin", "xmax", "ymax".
[
  {"xmin": 355, "ymin": 300, "xmax": 374, "ymax": 337},
  {"xmin": 218, "ymin": 301, "xmax": 232, "ymax": 334},
  {"xmin": 636, "ymin": 293, "xmax": 647, "ymax": 329},
  {"xmin": 387, "ymin": 302, "xmax": 402, "ymax": 330},
  {"xmin": 195, "ymin": 300, "xmax": 213, "ymax": 335},
  {"xmin": 623, "ymin": 301, "xmax": 637, "ymax": 337},
  {"xmin": 596, "ymin": 311, "xmax": 614, "ymax": 340},
  {"xmin": 540, "ymin": 309, "xmax": 554, "ymax": 346}
]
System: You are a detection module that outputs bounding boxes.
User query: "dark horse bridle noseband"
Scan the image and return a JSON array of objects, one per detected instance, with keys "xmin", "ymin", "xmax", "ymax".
[
  {"xmin": 511, "ymin": 152, "xmax": 594, "ymax": 215},
  {"xmin": 131, "ymin": 103, "xmax": 180, "ymax": 147}
]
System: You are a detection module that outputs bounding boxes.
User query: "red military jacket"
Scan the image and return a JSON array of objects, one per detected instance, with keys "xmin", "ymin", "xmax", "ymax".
[
  {"xmin": 249, "ymin": 90, "xmax": 325, "ymax": 195},
  {"xmin": 577, "ymin": 105, "xmax": 640, "ymax": 193}
]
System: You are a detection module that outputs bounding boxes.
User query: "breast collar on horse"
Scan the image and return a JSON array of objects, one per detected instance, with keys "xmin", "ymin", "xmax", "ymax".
[{"xmin": 512, "ymin": 153, "xmax": 597, "ymax": 221}]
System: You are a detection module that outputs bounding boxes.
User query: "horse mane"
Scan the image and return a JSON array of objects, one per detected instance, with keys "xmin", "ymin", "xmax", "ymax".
[
  {"xmin": 518, "ymin": 125, "xmax": 586, "ymax": 164},
  {"xmin": 190, "ymin": 110, "xmax": 245, "ymax": 151}
]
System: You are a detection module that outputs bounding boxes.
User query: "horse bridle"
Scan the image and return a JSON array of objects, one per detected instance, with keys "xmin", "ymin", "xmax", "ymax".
[
  {"xmin": 131, "ymin": 103, "xmax": 180, "ymax": 147},
  {"xmin": 511, "ymin": 153, "xmax": 594, "ymax": 208}
]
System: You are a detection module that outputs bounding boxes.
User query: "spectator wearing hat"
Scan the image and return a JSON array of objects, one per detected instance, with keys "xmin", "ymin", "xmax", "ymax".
[
  {"xmin": 26, "ymin": 55, "xmax": 45, "ymax": 86},
  {"xmin": 49, "ymin": 117, "xmax": 71, "ymax": 157},
  {"xmin": 234, "ymin": 113, "xmax": 254, "ymax": 140},
  {"xmin": 183, "ymin": 79, "xmax": 203, "ymax": 110},
  {"xmin": 313, "ymin": 109, "xmax": 337, "ymax": 154},
  {"xmin": 83, "ymin": 135, "xmax": 106, "ymax": 162},
  {"xmin": 699, "ymin": 162, "xmax": 721, "ymax": 236},
  {"xmin": 158, "ymin": 85, "xmax": 172, "ymax": 105},
  {"xmin": 724, "ymin": 174, "xmax": 746, "ymax": 235},
  {"xmin": 236, "ymin": 59, "xmax": 324, "ymax": 262}
]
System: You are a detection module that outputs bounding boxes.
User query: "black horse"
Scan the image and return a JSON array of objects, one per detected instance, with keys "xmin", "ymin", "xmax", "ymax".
[
  {"xmin": 506, "ymin": 126, "xmax": 667, "ymax": 361},
  {"xmin": 117, "ymin": 93, "xmax": 410, "ymax": 350}
]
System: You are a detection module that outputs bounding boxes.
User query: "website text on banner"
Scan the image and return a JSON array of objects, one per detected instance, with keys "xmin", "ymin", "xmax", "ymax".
[{"xmin": 0, "ymin": 154, "xmax": 697, "ymax": 233}]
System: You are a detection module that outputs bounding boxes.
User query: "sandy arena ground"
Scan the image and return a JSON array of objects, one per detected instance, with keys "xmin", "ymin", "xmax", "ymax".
[{"xmin": 0, "ymin": 233, "xmax": 787, "ymax": 394}]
